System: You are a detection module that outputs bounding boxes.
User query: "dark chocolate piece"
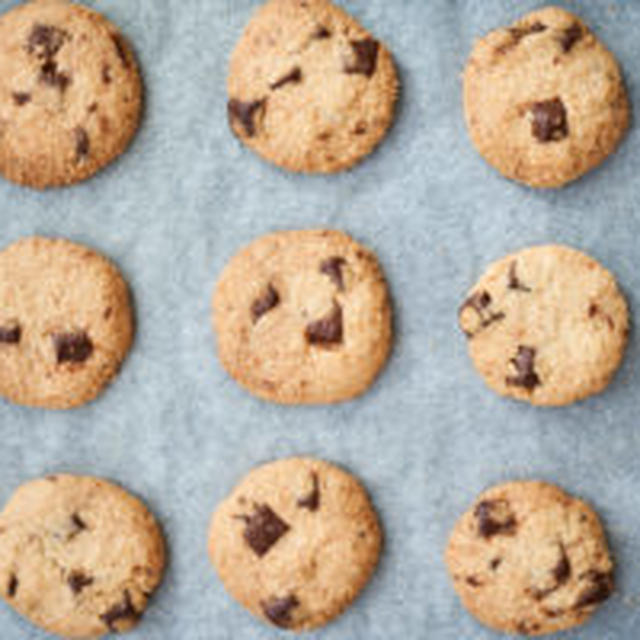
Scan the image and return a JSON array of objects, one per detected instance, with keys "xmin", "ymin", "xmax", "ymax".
[
  {"xmin": 574, "ymin": 570, "xmax": 614, "ymax": 609},
  {"xmin": 531, "ymin": 97, "xmax": 568, "ymax": 142},
  {"xmin": 7, "ymin": 574, "xmax": 18, "ymax": 598},
  {"xmin": 561, "ymin": 23, "xmax": 582, "ymax": 52},
  {"xmin": 320, "ymin": 257, "xmax": 346, "ymax": 290},
  {"xmin": 100, "ymin": 590, "xmax": 139, "ymax": 631},
  {"xmin": 312, "ymin": 25, "xmax": 331, "ymax": 39},
  {"xmin": 74, "ymin": 127, "xmax": 90, "ymax": 160},
  {"xmin": 12, "ymin": 92, "xmax": 31, "ymax": 106},
  {"xmin": 251, "ymin": 284, "xmax": 280, "ymax": 323},
  {"xmin": 270, "ymin": 67, "xmax": 302, "ymax": 90},
  {"xmin": 111, "ymin": 33, "xmax": 130, "ymax": 68},
  {"xmin": 261, "ymin": 595, "xmax": 300, "ymax": 628},
  {"xmin": 459, "ymin": 291, "xmax": 506, "ymax": 338},
  {"xmin": 0, "ymin": 325, "xmax": 21, "ymax": 344},
  {"xmin": 507, "ymin": 261, "xmax": 531, "ymax": 292},
  {"xmin": 68, "ymin": 571, "xmax": 94, "ymax": 594},
  {"xmin": 52, "ymin": 331, "xmax": 93, "ymax": 364},
  {"xmin": 344, "ymin": 38, "xmax": 379, "ymax": 77},
  {"xmin": 297, "ymin": 472, "xmax": 320, "ymax": 511},
  {"xmin": 305, "ymin": 303, "xmax": 343, "ymax": 345},
  {"xmin": 506, "ymin": 346, "xmax": 541, "ymax": 390},
  {"xmin": 27, "ymin": 24, "xmax": 68, "ymax": 58},
  {"xmin": 228, "ymin": 98, "xmax": 266, "ymax": 137},
  {"xmin": 474, "ymin": 499, "xmax": 517, "ymax": 539},
  {"xmin": 235, "ymin": 504, "xmax": 290, "ymax": 557}
]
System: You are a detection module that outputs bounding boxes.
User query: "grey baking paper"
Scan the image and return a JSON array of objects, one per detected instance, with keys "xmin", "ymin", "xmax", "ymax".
[{"xmin": 1, "ymin": 0, "xmax": 639, "ymax": 638}]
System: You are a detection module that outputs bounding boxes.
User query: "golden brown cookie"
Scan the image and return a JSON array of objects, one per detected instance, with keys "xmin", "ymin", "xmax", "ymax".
[
  {"xmin": 212, "ymin": 229, "xmax": 392, "ymax": 404},
  {"xmin": 459, "ymin": 245, "xmax": 628, "ymax": 406},
  {"xmin": 0, "ymin": 0, "xmax": 142, "ymax": 188},
  {"xmin": 446, "ymin": 481, "xmax": 614, "ymax": 636},
  {"xmin": 227, "ymin": 0, "xmax": 398, "ymax": 173},
  {"xmin": 0, "ymin": 474, "xmax": 165, "ymax": 639},
  {"xmin": 208, "ymin": 457, "xmax": 382, "ymax": 631},
  {"xmin": 0, "ymin": 236, "xmax": 134, "ymax": 409},
  {"xmin": 463, "ymin": 6, "xmax": 629, "ymax": 188}
]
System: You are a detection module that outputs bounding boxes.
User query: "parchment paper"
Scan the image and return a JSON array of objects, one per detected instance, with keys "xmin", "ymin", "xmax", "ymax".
[{"xmin": 1, "ymin": 1, "xmax": 639, "ymax": 638}]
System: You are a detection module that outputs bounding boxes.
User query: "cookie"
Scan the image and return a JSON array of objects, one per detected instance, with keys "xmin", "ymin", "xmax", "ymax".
[
  {"xmin": 446, "ymin": 481, "xmax": 614, "ymax": 636},
  {"xmin": 227, "ymin": 0, "xmax": 398, "ymax": 173},
  {"xmin": 0, "ymin": 0, "xmax": 142, "ymax": 189},
  {"xmin": 459, "ymin": 245, "xmax": 628, "ymax": 406},
  {"xmin": 212, "ymin": 229, "xmax": 392, "ymax": 404},
  {"xmin": 463, "ymin": 6, "xmax": 629, "ymax": 188},
  {"xmin": 208, "ymin": 457, "xmax": 381, "ymax": 631},
  {"xmin": 0, "ymin": 474, "xmax": 165, "ymax": 638},
  {"xmin": 0, "ymin": 236, "xmax": 134, "ymax": 409}
]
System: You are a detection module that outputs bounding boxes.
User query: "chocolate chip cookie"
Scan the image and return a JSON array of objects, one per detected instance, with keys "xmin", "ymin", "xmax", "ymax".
[
  {"xmin": 446, "ymin": 481, "xmax": 614, "ymax": 636},
  {"xmin": 0, "ymin": 236, "xmax": 134, "ymax": 409},
  {"xmin": 459, "ymin": 245, "xmax": 628, "ymax": 406},
  {"xmin": 0, "ymin": 474, "xmax": 165, "ymax": 638},
  {"xmin": 212, "ymin": 229, "xmax": 392, "ymax": 404},
  {"xmin": 227, "ymin": 0, "xmax": 398, "ymax": 173},
  {"xmin": 0, "ymin": 0, "xmax": 142, "ymax": 188},
  {"xmin": 464, "ymin": 6, "xmax": 629, "ymax": 188},
  {"xmin": 208, "ymin": 457, "xmax": 382, "ymax": 631}
]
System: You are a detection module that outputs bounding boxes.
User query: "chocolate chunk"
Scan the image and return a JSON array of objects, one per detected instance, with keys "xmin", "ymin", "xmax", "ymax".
[
  {"xmin": 506, "ymin": 346, "xmax": 541, "ymax": 390},
  {"xmin": 561, "ymin": 23, "xmax": 582, "ymax": 52},
  {"xmin": 344, "ymin": 38, "xmax": 379, "ymax": 77},
  {"xmin": 320, "ymin": 257, "xmax": 346, "ymax": 290},
  {"xmin": 7, "ymin": 574, "xmax": 18, "ymax": 598},
  {"xmin": 305, "ymin": 303, "xmax": 343, "ymax": 345},
  {"xmin": 507, "ymin": 261, "xmax": 531, "ymax": 292},
  {"xmin": 466, "ymin": 576, "xmax": 482, "ymax": 587},
  {"xmin": 589, "ymin": 303, "xmax": 599, "ymax": 318},
  {"xmin": 12, "ymin": 92, "xmax": 31, "ymax": 106},
  {"xmin": 100, "ymin": 590, "xmax": 139, "ymax": 631},
  {"xmin": 261, "ymin": 595, "xmax": 300, "ymax": 628},
  {"xmin": 354, "ymin": 121, "xmax": 368, "ymax": 135},
  {"xmin": 0, "ymin": 325, "xmax": 21, "ymax": 344},
  {"xmin": 574, "ymin": 570, "xmax": 614, "ymax": 609},
  {"xmin": 251, "ymin": 284, "xmax": 280, "ymax": 323},
  {"xmin": 27, "ymin": 24, "xmax": 68, "ymax": 58},
  {"xmin": 68, "ymin": 570, "xmax": 94, "ymax": 594},
  {"xmin": 74, "ymin": 127, "xmax": 90, "ymax": 161},
  {"xmin": 52, "ymin": 331, "xmax": 93, "ymax": 363},
  {"xmin": 529, "ymin": 544, "xmax": 571, "ymax": 600},
  {"xmin": 490, "ymin": 557, "xmax": 502, "ymax": 571},
  {"xmin": 474, "ymin": 499, "xmax": 516, "ymax": 539},
  {"xmin": 228, "ymin": 98, "xmax": 266, "ymax": 137},
  {"xmin": 40, "ymin": 60, "xmax": 70, "ymax": 90},
  {"xmin": 297, "ymin": 472, "xmax": 320, "ymax": 511},
  {"xmin": 102, "ymin": 63, "xmax": 112, "ymax": 84},
  {"xmin": 71, "ymin": 513, "xmax": 87, "ymax": 532},
  {"xmin": 312, "ymin": 25, "xmax": 331, "ymax": 39},
  {"xmin": 517, "ymin": 621, "xmax": 540, "ymax": 634},
  {"xmin": 459, "ymin": 291, "xmax": 506, "ymax": 338},
  {"xmin": 235, "ymin": 504, "xmax": 290, "ymax": 557},
  {"xmin": 111, "ymin": 33, "xmax": 130, "ymax": 68},
  {"xmin": 531, "ymin": 97, "xmax": 568, "ymax": 142},
  {"xmin": 498, "ymin": 22, "xmax": 546, "ymax": 53},
  {"xmin": 270, "ymin": 67, "xmax": 302, "ymax": 90}
]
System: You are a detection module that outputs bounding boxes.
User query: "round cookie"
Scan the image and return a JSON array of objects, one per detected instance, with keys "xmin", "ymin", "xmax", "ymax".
[
  {"xmin": 463, "ymin": 6, "xmax": 629, "ymax": 188},
  {"xmin": 227, "ymin": 0, "xmax": 398, "ymax": 173},
  {"xmin": 445, "ymin": 481, "xmax": 614, "ymax": 636},
  {"xmin": 0, "ymin": 474, "xmax": 165, "ymax": 638},
  {"xmin": 459, "ymin": 245, "xmax": 628, "ymax": 406},
  {"xmin": 212, "ymin": 229, "xmax": 392, "ymax": 404},
  {"xmin": 0, "ymin": 0, "xmax": 142, "ymax": 189},
  {"xmin": 0, "ymin": 236, "xmax": 134, "ymax": 409},
  {"xmin": 208, "ymin": 457, "xmax": 382, "ymax": 631}
]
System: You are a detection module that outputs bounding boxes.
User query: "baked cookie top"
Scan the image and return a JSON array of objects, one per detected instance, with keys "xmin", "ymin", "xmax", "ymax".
[
  {"xmin": 0, "ymin": 236, "xmax": 134, "ymax": 409},
  {"xmin": 463, "ymin": 6, "xmax": 629, "ymax": 188},
  {"xmin": 213, "ymin": 229, "xmax": 392, "ymax": 405},
  {"xmin": 446, "ymin": 480, "xmax": 614, "ymax": 636},
  {"xmin": 0, "ymin": 474, "xmax": 165, "ymax": 639},
  {"xmin": 227, "ymin": 0, "xmax": 398, "ymax": 173},
  {"xmin": 208, "ymin": 457, "xmax": 381, "ymax": 631},
  {"xmin": 0, "ymin": 0, "xmax": 142, "ymax": 188},
  {"xmin": 459, "ymin": 245, "xmax": 628, "ymax": 406}
]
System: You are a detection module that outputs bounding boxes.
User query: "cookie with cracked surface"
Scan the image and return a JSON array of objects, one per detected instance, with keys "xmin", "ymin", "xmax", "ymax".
[
  {"xmin": 0, "ymin": 236, "xmax": 134, "ymax": 409},
  {"xmin": 459, "ymin": 245, "xmax": 628, "ymax": 406},
  {"xmin": 0, "ymin": 0, "xmax": 142, "ymax": 188},
  {"xmin": 227, "ymin": 0, "xmax": 398, "ymax": 173},
  {"xmin": 446, "ymin": 481, "xmax": 614, "ymax": 636},
  {"xmin": 208, "ymin": 457, "xmax": 381, "ymax": 631},
  {"xmin": 212, "ymin": 229, "xmax": 392, "ymax": 404},
  {"xmin": 463, "ymin": 6, "xmax": 629, "ymax": 188},
  {"xmin": 0, "ymin": 474, "xmax": 165, "ymax": 638}
]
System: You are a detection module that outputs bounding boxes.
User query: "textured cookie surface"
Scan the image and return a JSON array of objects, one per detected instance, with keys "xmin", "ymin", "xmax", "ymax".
[
  {"xmin": 0, "ymin": 236, "xmax": 134, "ymax": 409},
  {"xmin": 227, "ymin": 0, "xmax": 398, "ymax": 173},
  {"xmin": 446, "ymin": 481, "xmax": 614, "ymax": 636},
  {"xmin": 0, "ymin": 474, "xmax": 165, "ymax": 638},
  {"xmin": 463, "ymin": 6, "xmax": 629, "ymax": 188},
  {"xmin": 209, "ymin": 457, "xmax": 382, "ymax": 631},
  {"xmin": 0, "ymin": 0, "xmax": 141, "ymax": 188},
  {"xmin": 213, "ymin": 229, "xmax": 392, "ymax": 404},
  {"xmin": 459, "ymin": 245, "xmax": 628, "ymax": 406}
]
